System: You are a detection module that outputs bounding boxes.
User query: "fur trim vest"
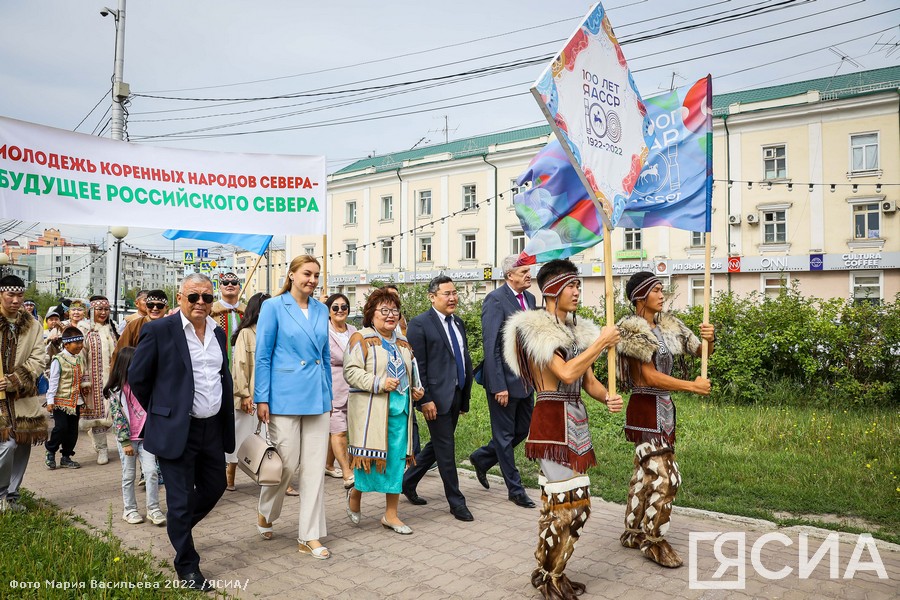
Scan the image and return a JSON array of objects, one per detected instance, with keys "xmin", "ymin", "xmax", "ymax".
[
  {"xmin": 615, "ymin": 313, "xmax": 699, "ymax": 390},
  {"xmin": 503, "ymin": 310, "xmax": 599, "ymax": 383},
  {"xmin": 0, "ymin": 309, "xmax": 48, "ymax": 444}
]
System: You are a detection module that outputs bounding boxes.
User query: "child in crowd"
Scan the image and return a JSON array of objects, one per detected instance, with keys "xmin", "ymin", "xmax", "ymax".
[
  {"xmin": 44, "ymin": 327, "xmax": 89, "ymax": 469},
  {"xmin": 105, "ymin": 347, "xmax": 166, "ymax": 526}
]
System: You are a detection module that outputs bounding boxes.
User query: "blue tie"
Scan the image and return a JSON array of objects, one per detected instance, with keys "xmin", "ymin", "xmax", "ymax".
[{"xmin": 445, "ymin": 314, "xmax": 465, "ymax": 390}]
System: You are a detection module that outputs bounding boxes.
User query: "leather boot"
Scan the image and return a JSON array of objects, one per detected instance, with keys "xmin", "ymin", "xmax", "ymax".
[{"xmin": 226, "ymin": 463, "xmax": 236, "ymax": 491}]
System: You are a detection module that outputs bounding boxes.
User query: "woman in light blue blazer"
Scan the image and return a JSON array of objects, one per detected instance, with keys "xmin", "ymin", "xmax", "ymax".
[{"xmin": 255, "ymin": 255, "xmax": 333, "ymax": 560}]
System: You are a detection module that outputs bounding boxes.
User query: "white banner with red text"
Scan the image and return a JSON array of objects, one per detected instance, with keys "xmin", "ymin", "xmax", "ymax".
[{"xmin": 0, "ymin": 116, "xmax": 326, "ymax": 236}]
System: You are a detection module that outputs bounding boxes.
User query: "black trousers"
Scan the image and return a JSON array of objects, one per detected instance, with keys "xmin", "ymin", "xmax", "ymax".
[
  {"xmin": 157, "ymin": 417, "xmax": 226, "ymax": 577},
  {"xmin": 45, "ymin": 406, "xmax": 80, "ymax": 457},
  {"xmin": 403, "ymin": 390, "xmax": 464, "ymax": 509},
  {"xmin": 470, "ymin": 393, "xmax": 534, "ymax": 496}
]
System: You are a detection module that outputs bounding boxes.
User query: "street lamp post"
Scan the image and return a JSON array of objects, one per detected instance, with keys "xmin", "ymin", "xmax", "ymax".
[
  {"xmin": 109, "ymin": 227, "xmax": 128, "ymax": 322},
  {"xmin": 101, "ymin": 0, "xmax": 128, "ymax": 141}
]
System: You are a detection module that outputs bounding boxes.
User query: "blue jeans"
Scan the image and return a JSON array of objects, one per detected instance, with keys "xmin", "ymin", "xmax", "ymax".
[{"xmin": 117, "ymin": 440, "xmax": 160, "ymax": 514}]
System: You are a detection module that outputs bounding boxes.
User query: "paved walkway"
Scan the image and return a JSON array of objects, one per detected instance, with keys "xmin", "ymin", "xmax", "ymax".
[{"xmin": 21, "ymin": 437, "xmax": 899, "ymax": 599}]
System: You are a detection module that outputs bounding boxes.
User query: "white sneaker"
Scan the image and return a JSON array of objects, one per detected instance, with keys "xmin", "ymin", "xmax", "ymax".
[
  {"xmin": 147, "ymin": 509, "xmax": 167, "ymax": 526},
  {"xmin": 123, "ymin": 511, "xmax": 144, "ymax": 524},
  {"xmin": 97, "ymin": 449, "xmax": 109, "ymax": 465}
]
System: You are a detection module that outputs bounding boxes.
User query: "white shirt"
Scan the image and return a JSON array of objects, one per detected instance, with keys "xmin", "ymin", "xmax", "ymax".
[
  {"xmin": 46, "ymin": 350, "xmax": 84, "ymax": 406},
  {"xmin": 179, "ymin": 312, "xmax": 224, "ymax": 419}
]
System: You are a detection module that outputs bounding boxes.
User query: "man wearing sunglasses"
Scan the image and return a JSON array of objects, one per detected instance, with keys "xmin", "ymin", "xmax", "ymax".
[
  {"xmin": 210, "ymin": 273, "xmax": 246, "ymax": 367},
  {"xmin": 111, "ymin": 290, "xmax": 169, "ymax": 367},
  {"xmin": 128, "ymin": 274, "xmax": 235, "ymax": 593}
]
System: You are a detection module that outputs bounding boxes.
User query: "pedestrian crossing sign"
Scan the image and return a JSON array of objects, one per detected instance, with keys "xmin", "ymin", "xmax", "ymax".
[{"xmin": 183, "ymin": 250, "xmax": 195, "ymax": 264}]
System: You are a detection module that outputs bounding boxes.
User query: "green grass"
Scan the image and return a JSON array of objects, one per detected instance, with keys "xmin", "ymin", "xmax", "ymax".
[
  {"xmin": 426, "ymin": 388, "xmax": 900, "ymax": 544},
  {"xmin": 0, "ymin": 494, "xmax": 215, "ymax": 599}
]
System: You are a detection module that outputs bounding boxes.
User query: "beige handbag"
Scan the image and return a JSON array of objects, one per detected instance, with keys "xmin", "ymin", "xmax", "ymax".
[{"xmin": 237, "ymin": 422, "xmax": 283, "ymax": 486}]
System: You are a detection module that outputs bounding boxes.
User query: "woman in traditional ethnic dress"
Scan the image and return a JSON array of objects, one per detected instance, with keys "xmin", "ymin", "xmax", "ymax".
[
  {"xmin": 81, "ymin": 295, "xmax": 119, "ymax": 465},
  {"xmin": 324, "ymin": 293, "xmax": 356, "ymax": 490},
  {"xmin": 344, "ymin": 288, "xmax": 424, "ymax": 535},
  {"xmin": 224, "ymin": 292, "xmax": 269, "ymax": 492},
  {"xmin": 616, "ymin": 271, "xmax": 714, "ymax": 568},
  {"xmin": 502, "ymin": 259, "xmax": 621, "ymax": 600}
]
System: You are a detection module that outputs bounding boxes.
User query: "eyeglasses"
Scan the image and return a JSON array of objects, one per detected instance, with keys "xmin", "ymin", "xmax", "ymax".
[
  {"xmin": 331, "ymin": 304, "xmax": 349, "ymax": 313},
  {"xmin": 377, "ymin": 308, "xmax": 401, "ymax": 317},
  {"xmin": 221, "ymin": 279, "xmax": 240, "ymax": 287},
  {"xmin": 433, "ymin": 290, "xmax": 458, "ymax": 298},
  {"xmin": 146, "ymin": 302, "xmax": 167, "ymax": 311},
  {"xmin": 186, "ymin": 293, "xmax": 214, "ymax": 304}
]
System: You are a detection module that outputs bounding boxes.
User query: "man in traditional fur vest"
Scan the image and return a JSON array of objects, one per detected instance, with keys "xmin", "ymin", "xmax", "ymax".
[
  {"xmin": 0, "ymin": 275, "xmax": 48, "ymax": 512},
  {"xmin": 503, "ymin": 259, "xmax": 621, "ymax": 600},
  {"xmin": 616, "ymin": 271, "xmax": 714, "ymax": 568},
  {"xmin": 210, "ymin": 273, "xmax": 246, "ymax": 366}
]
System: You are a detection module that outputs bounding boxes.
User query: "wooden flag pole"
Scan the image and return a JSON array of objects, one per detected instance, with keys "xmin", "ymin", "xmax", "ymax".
[
  {"xmin": 701, "ymin": 234, "xmax": 712, "ymax": 379},
  {"xmin": 603, "ymin": 222, "xmax": 617, "ymax": 395},
  {"xmin": 237, "ymin": 251, "xmax": 267, "ymax": 303}
]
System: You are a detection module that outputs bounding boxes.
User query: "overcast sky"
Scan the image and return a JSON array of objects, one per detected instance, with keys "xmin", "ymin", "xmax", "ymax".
[{"xmin": 1, "ymin": 0, "xmax": 897, "ymax": 255}]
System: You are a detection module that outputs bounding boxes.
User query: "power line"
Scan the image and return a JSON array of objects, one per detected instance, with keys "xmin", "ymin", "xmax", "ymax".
[{"xmin": 73, "ymin": 88, "xmax": 112, "ymax": 132}]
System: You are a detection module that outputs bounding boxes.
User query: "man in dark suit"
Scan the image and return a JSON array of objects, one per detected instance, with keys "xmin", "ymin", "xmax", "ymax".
[
  {"xmin": 402, "ymin": 275, "xmax": 474, "ymax": 521},
  {"xmin": 469, "ymin": 256, "xmax": 537, "ymax": 508},
  {"xmin": 129, "ymin": 273, "xmax": 235, "ymax": 592}
]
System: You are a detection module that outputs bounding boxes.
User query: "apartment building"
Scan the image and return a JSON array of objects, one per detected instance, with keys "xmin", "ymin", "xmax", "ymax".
[{"xmin": 289, "ymin": 66, "xmax": 899, "ymax": 311}]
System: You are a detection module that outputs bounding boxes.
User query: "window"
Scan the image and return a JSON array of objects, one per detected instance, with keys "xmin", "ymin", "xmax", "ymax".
[
  {"xmin": 303, "ymin": 245, "xmax": 315, "ymax": 256},
  {"xmin": 344, "ymin": 286, "xmax": 357, "ymax": 311},
  {"xmin": 624, "ymin": 228, "xmax": 642, "ymax": 250},
  {"xmin": 380, "ymin": 239, "xmax": 393, "ymax": 265},
  {"xmin": 462, "ymin": 185, "xmax": 477, "ymax": 211},
  {"xmin": 380, "ymin": 195, "xmax": 393, "ymax": 220},
  {"xmin": 763, "ymin": 210, "xmax": 786, "ymax": 244},
  {"xmin": 462, "ymin": 233, "xmax": 477, "ymax": 260},
  {"xmin": 418, "ymin": 190, "xmax": 432, "ymax": 216},
  {"xmin": 853, "ymin": 203, "xmax": 880, "ymax": 239},
  {"xmin": 691, "ymin": 231, "xmax": 706, "ymax": 248},
  {"xmin": 345, "ymin": 243, "xmax": 357, "ymax": 267},
  {"xmin": 689, "ymin": 276, "xmax": 712, "ymax": 307},
  {"xmin": 511, "ymin": 229, "xmax": 526, "ymax": 255},
  {"xmin": 345, "ymin": 201, "xmax": 357, "ymax": 225},
  {"xmin": 763, "ymin": 145, "xmax": 786, "ymax": 179},
  {"xmin": 509, "ymin": 179, "xmax": 520, "ymax": 207},
  {"xmin": 850, "ymin": 133, "xmax": 878, "ymax": 172},
  {"xmin": 851, "ymin": 273, "xmax": 881, "ymax": 305},
  {"xmin": 418, "ymin": 236, "xmax": 432, "ymax": 263},
  {"xmin": 762, "ymin": 274, "xmax": 787, "ymax": 299}
]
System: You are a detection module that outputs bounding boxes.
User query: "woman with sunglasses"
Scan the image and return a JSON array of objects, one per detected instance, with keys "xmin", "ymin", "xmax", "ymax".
[
  {"xmin": 111, "ymin": 290, "xmax": 170, "ymax": 367},
  {"xmin": 255, "ymin": 255, "xmax": 332, "ymax": 560},
  {"xmin": 324, "ymin": 293, "xmax": 357, "ymax": 490},
  {"xmin": 224, "ymin": 292, "xmax": 270, "ymax": 492}
]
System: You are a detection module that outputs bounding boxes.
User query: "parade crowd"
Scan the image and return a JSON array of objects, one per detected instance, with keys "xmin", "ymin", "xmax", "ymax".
[{"xmin": 0, "ymin": 253, "xmax": 714, "ymax": 598}]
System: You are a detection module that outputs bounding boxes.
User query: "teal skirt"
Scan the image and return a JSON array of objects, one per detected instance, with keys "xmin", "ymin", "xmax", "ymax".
[{"xmin": 354, "ymin": 390, "xmax": 409, "ymax": 494}]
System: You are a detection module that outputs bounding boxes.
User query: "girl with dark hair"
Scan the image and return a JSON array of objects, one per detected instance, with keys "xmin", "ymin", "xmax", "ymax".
[
  {"xmin": 616, "ymin": 271, "xmax": 714, "ymax": 568},
  {"xmin": 324, "ymin": 293, "xmax": 356, "ymax": 489},
  {"xmin": 225, "ymin": 292, "xmax": 270, "ymax": 492},
  {"xmin": 106, "ymin": 346, "xmax": 166, "ymax": 527}
]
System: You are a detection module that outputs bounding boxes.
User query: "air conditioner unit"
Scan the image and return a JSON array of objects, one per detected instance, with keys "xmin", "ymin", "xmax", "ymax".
[
  {"xmin": 882, "ymin": 200, "xmax": 897, "ymax": 213},
  {"xmin": 746, "ymin": 213, "xmax": 760, "ymax": 225},
  {"xmin": 728, "ymin": 214, "xmax": 741, "ymax": 225}
]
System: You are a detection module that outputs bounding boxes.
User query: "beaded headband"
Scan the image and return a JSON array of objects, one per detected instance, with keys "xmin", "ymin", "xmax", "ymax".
[
  {"xmin": 91, "ymin": 300, "xmax": 110, "ymax": 308},
  {"xmin": 0, "ymin": 285, "xmax": 25, "ymax": 293},
  {"xmin": 62, "ymin": 334, "xmax": 84, "ymax": 344},
  {"xmin": 146, "ymin": 294, "xmax": 168, "ymax": 304},
  {"xmin": 629, "ymin": 276, "xmax": 662, "ymax": 302},
  {"xmin": 540, "ymin": 272, "xmax": 579, "ymax": 298}
]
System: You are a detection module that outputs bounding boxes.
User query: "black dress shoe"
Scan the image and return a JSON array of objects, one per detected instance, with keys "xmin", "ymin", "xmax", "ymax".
[
  {"xmin": 181, "ymin": 572, "xmax": 214, "ymax": 593},
  {"xmin": 403, "ymin": 489, "xmax": 427, "ymax": 505},
  {"xmin": 469, "ymin": 454, "xmax": 490, "ymax": 489},
  {"xmin": 450, "ymin": 505, "xmax": 474, "ymax": 521},
  {"xmin": 509, "ymin": 493, "xmax": 536, "ymax": 508}
]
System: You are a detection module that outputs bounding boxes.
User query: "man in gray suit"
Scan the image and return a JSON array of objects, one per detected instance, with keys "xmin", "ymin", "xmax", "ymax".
[{"xmin": 469, "ymin": 256, "xmax": 537, "ymax": 508}]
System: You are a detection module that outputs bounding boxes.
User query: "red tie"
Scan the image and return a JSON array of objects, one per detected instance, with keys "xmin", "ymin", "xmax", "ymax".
[{"xmin": 517, "ymin": 293, "xmax": 526, "ymax": 310}]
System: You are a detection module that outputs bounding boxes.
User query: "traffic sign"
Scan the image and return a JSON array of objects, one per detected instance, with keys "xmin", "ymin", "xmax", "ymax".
[
  {"xmin": 483, "ymin": 267, "xmax": 492, "ymax": 281},
  {"xmin": 183, "ymin": 250, "xmax": 195, "ymax": 264},
  {"xmin": 210, "ymin": 260, "xmax": 218, "ymax": 268},
  {"xmin": 198, "ymin": 248, "xmax": 209, "ymax": 259},
  {"xmin": 199, "ymin": 261, "xmax": 211, "ymax": 272}
]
